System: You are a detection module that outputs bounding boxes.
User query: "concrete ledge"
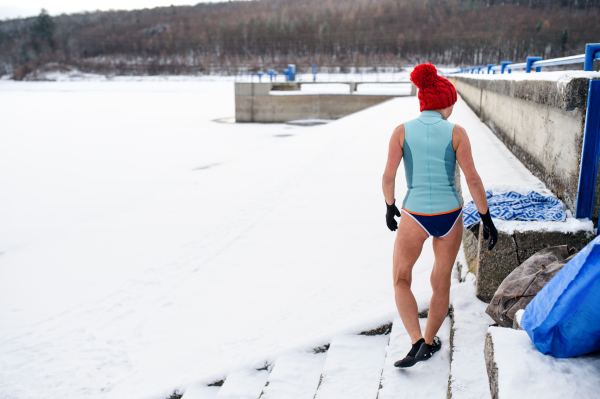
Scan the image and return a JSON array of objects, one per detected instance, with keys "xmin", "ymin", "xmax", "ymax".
[
  {"xmin": 236, "ymin": 93, "xmax": 396, "ymax": 123},
  {"xmin": 455, "ymin": 165, "xmax": 594, "ymax": 303},
  {"xmin": 234, "ymin": 82, "xmax": 412, "ymax": 123},
  {"xmin": 454, "ymin": 76, "xmax": 591, "ymax": 112},
  {"xmin": 453, "ymin": 75, "xmax": 598, "ymax": 218},
  {"xmin": 463, "ymin": 223, "xmax": 592, "ymax": 303},
  {"xmin": 484, "ymin": 332, "xmax": 499, "ymax": 399}
]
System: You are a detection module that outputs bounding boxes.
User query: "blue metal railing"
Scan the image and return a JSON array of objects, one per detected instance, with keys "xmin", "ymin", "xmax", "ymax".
[
  {"xmin": 451, "ymin": 43, "xmax": 600, "ymax": 74},
  {"xmin": 450, "ymin": 42, "xmax": 600, "ymax": 222}
]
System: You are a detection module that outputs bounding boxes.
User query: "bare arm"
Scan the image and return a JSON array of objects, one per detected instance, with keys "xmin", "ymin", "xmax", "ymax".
[
  {"xmin": 382, "ymin": 124, "xmax": 404, "ymax": 205},
  {"xmin": 453, "ymin": 124, "xmax": 488, "ymax": 214}
]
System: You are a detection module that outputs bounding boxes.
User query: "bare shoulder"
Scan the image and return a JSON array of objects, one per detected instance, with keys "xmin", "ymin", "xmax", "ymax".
[
  {"xmin": 452, "ymin": 123, "xmax": 468, "ymax": 149},
  {"xmin": 391, "ymin": 124, "xmax": 405, "ymax": 147},
  {"xmin": 452, "ymin": 123, "xmax": 467, "ymax": 137}
]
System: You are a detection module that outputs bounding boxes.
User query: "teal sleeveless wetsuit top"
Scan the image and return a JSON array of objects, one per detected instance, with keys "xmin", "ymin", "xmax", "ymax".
[{"xmin": 402, "ymin": 110, "xmax": 462, "ymax": 215}]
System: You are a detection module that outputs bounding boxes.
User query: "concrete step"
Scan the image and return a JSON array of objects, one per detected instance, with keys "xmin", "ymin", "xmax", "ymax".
[
  {"xmin": 184, "ymin": 317, "xmax": 461, "ymax": 399},
  {"xmin": 485, "ymin": 326, "xmax": 600, "ymax": 399},
  {"xmin": 214, "ymin": 368, "xmax": 270, "ymax": 399},
  {"xmin": 378, "ymin": 317, "xmax": 452, "ymax": 399},
  {"xmin": 313, "ymin": 334, "xmax": 389, "ymax": 399},
  {"xmin": 181, "ymin": 385, "xmax": 220, "ymax": 399},
  {"xmin": 259, "ymin": 350, "xmax": 327, "ymax": 399},
  {"xmin": 449, "ymin": 276, "xmax": 494, "ymax": 399}
]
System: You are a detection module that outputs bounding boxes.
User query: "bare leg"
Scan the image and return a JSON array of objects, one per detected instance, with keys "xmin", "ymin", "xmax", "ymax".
[
  {"xmin": 423, "ymin": 213, "xmax": 463, "ymax": 344},
  {"xmin": 393, "ymin": 211, "xmax": 429, "ymax": 344}
]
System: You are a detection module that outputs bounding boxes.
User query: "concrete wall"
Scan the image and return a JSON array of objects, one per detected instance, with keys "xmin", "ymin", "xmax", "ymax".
[
  {"xmin": 455, "ymin": 162, "xmax": 592, "ymax": 303},
  {"xmin": 235, "ymin": 82, "xmax": 403, "ymax": 123},
  {"xmin": 453, "ymin": 76, "xmax": 598, "ymax": 220}
]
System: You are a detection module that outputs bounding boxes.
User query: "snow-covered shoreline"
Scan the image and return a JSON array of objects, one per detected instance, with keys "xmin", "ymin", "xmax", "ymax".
[{"xmin": 1, "ymin": 79, "xmax": 593, "ymax": 399}]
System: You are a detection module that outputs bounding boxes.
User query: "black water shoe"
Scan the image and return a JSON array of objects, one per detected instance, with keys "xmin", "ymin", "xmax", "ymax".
[
  {"xmin": 414, "ymin": 336, "xmax": 442, "ymax": 361},
  {"xmin": 394, "ymin": 338, "xmax": 424, "ymax": 368}
]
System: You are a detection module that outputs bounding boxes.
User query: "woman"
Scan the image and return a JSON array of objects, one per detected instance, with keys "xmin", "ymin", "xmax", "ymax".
[{"xmin": 382, "ymin": 63, "xmax": 498, "ymax": 368}]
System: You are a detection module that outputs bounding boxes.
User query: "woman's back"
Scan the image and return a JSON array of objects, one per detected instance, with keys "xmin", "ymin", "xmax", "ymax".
[{"xmin": 402, "ymin": 111, "xmax": 461, "ymax": 215}]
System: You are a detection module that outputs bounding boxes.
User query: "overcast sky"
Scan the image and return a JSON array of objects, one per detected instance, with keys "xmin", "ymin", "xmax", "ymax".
[{"xmin": 0, "ymin": 0, "xmax": 229, "ymax": 20}]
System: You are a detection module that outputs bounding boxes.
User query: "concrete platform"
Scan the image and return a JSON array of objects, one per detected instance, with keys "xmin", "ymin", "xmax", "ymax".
[{"xmin": 234, "ymin": 82, "xmax": 415, "ymax": 123}]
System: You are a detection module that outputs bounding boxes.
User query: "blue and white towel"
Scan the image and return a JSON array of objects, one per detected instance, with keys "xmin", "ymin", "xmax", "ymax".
[{"xmin": 463, "ymin": 190, "xmax": 566, "ymax": 229}]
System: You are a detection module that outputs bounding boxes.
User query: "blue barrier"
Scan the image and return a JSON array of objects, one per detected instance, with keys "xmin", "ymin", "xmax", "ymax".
[
  {"xmin": 584, "ymin": 43, "xmax": 600, "ymax": 71},
  {"xmin": 267, "ymin": 69, "xmax": 278, "ymax": 81},
  {"xmin": 501, "ymin": 61, "xmax": 512, "ymax": 74},
  {"xmin": 526, "ymin": 57, "xmax": 543, "ymax": 73},
  {"xmin": 450, "ymin": 42, "xmax": 600, "ymax": 75},
  {"xmin": 282, "ymin": 64, "xmax": 296, "ymax": 82},
  {"xmin": 575, "ymin": 80, "xmax": 600, "ymax": 220}
]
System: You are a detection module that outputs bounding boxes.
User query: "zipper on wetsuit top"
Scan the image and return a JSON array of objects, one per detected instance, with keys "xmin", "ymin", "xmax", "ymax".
[{"xmin": 427, "ymin": 125, "xmax": 433, "ymax": 214}]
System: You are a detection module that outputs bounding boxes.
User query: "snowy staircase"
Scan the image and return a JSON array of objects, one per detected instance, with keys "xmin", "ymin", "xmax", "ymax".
[
  {"xmin": 484, "ymin": 327, "xmax": 600, "ymax": 399},
  {"xmin": 181, "ymin": 316, "xmax": 453, "ymax": 399}
]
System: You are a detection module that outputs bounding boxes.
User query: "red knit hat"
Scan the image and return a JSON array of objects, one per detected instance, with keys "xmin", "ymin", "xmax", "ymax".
[{"xmin": 410, "ymin": 63, "xmax": 457, "ymax": 112}]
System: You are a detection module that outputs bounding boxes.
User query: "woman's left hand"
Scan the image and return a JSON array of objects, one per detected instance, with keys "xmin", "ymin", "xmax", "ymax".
[{"xmin": 386, "ymin": 200, "xmax": 401, "ymax": 231}]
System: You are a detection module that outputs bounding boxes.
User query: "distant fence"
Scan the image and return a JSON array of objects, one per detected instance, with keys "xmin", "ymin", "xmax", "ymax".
[
  {"xmin": 451, "ymin": 43, "xmax": 600, "ymax": 74},
  {"xmin": 450, "ymin": 43, "xmax": 600, "ymax": 224}
]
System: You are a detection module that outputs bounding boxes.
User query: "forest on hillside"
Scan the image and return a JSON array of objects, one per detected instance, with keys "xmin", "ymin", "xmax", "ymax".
[{"xmin": 0, "ymin": 0, "xmax": 599, "ymax": 78}]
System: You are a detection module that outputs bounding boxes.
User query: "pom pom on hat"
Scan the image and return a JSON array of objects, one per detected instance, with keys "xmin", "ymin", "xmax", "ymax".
[
  {"xmin": 410, "ymin": 63, "xmax": 457, "ymax": 112},
  {"xmin": 410, "ymin": 63, "xmax": 437, "ymax": 88}
]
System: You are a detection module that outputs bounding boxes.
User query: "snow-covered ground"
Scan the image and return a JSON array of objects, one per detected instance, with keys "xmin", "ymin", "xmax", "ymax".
[
  {"xmin": 5, "ymin": 66, "xmax": 413, "ymax": 84},
  {"xmin": 1, "ymin": 77, "xmax": 590, "ymax": 399},
  {"xmin": 488, "ymin": 327, "xmax": 600, "ymax": 399},
  {"xmin": 0, "ymin": 80, "xmax": 424, "ymax": 399}
]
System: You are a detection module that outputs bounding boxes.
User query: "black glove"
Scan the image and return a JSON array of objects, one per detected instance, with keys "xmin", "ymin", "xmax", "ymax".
[
  {"xmin": 386, "ymin": 200, "xmax": 401, "ymax": 231},
  {"xmin": 479, "ymin": 209, "xmax": 498, "ymax": 251}
]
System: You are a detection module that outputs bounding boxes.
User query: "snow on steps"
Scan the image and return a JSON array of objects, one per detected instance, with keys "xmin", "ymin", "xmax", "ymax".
[
  {"xmin": 485, "ymin": 327, "xmax": 600, "ymax": 399},
  {"xmin": 260, "ymin": 350, "xmax": 326, "ymax": 399},
  {"xmin": 313, "ymin": 334, "xmax": 389, "ymax": 399},
  {"xmin": 182, "ymin": 318, "xmax": 454, "ymax": 399},
  {"xmin": 180, "ymin": 385, "xmax": 220, "ymax": 399},
  {"xmin": 378, "ymin": 317, "xmax": 452, "ymax": 399},
  {"xmin": 215, "ymin": 368, "xmax": 270, "ymax": 399}
]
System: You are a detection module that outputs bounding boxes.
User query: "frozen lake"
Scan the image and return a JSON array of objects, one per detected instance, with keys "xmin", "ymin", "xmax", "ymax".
[{"xmin": 0, "ymin": 80, "xmax": 433, "ymax": 398}]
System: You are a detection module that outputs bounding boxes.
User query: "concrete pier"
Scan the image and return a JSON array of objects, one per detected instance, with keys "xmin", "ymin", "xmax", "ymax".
[{"xmin": 234, "ymin": 82, "xmax": 416, "ymax": 123}]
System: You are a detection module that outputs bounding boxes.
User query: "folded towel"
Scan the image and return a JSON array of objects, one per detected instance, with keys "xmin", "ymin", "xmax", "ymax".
[{"xmin": 463, "ymin": 191, "xmax": 566, "ymax": 229}]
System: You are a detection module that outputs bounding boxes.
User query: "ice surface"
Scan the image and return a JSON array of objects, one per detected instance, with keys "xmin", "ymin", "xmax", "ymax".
[
  {"xmin": 214, "ymin": 369, "xmax": 269, "ymax": 399},
  {"xmin": 489, "ymin": 327, "xmax": 600, "ymax": 399},
  {"xmin": 378, "ymin": 317, "xmax": 451, "ymax": 399},
  {"xmin": 0, "ymin": 82, "xmax": 422, "ymax": 399},
  {"xmin": 314, "ymin": 334, "xmax": 389, "ymax": 399},
  {"xmin": 0, "ymin": 76, "xmax": 582, "ymax": 399},
  {"xmin": 285, "ymin": 119, "xmax": 334, "ymax": 126},
  {"xmin": 260, "ymin": 350, "xmax": 326, "ymax": 399}
]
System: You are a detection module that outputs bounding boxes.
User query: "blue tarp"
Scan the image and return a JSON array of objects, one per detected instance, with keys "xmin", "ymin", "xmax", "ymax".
[
  {"xmin": 463, "ymin": 191, "xmax": 566, "ymax": 229},
  {"xmin": 520, "ymin": 235, "xmax": 600, "ymax": 358}
]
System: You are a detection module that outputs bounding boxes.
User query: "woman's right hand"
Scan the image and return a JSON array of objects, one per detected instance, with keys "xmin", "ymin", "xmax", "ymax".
[{"xmin": 479, "ymin": 210, "xmax": 498, "ymax": 250}]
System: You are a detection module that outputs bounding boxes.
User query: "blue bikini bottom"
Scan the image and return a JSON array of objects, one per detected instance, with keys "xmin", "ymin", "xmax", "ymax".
[{"xmin": 401, "ymin": 207, "xmax": 463, "ymax": 238}]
